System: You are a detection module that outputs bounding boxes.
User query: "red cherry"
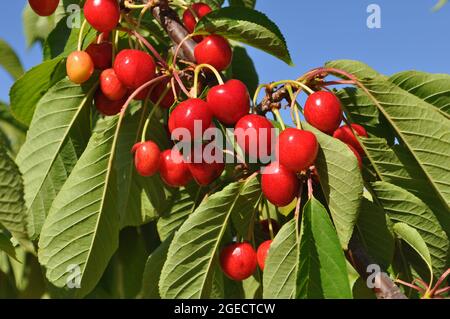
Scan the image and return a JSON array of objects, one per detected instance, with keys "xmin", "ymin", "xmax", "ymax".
[
  {"xmin": 100, "ymin": 68, "xmax": 127, "ymax": 101},
  {"xmin": 347, "ymin": 144, "xmax": 363, "ymax": 169},
  {"xmin": 234, "ymin": 114, "xmax": 275, "ymax": 160},
  {"xmin": 86, "ymin": 42, "xmax": 112, "ymax": 70},
  {"xmin": 186, "ymin": 144, "xmax": 225, "ymax": 186},
  {"xmin": 304, "ymin": 91, "xmax": 343, "ymax": 135},
  {"xmin": 66, "ymin": 51, "xmax": 94, "ymax": 84},
  {"xmin": 29, "ymin": 0, "xmax": 59, "ymax": 16},
  {"xmin": 220, "ymin": 242, "xmax": 257, "ymax": 281},
  {"xmin": 194, "ymin": 35, "xmax": 232, "ymax": 71},
  {"xmin": 257, "ymin": 240, "xmax": 272, "ymax": 271},
  {"xmin": 94, "ymin": 91, "xmax": 126, "ymax": 116},
  {"xmin": 183, "ymin": 2, "xmax": 212, "ymax": 41},
  {"xmin": 168, "ymin": 98, "xmax": 213, "ymax": 141},
  {"xmin": 84, "ymin": 0, "xmax": 120, "ymax": 32},
  {"xmin": 206, "ymin": 79, "xmax": 250, "ymax": 125},
  {"xmin": 114, "ymin": 49, "xmax": 156, "ymax": 90},
  {"xmin": 260, "ymin": 219, "xmax": 280, "ymax": 236},
  {"xmin": 276, "ymin": 128, "xmax": 319, "ymax": 172},
  {"xmin": 261, "ymin": 162, "xmax": 300, "ymax": 207},
  {"xmin": 132, "ymin": 141, "xmax": 161, "ymax": 177},
  {"xmin": 150, "ymin": 79, "xmax": 178, "ymax": 108},
  {"xmin": 333, "ymin": 124, "xmax": 368, "ymax": 157},
  {"xmin": 159, "ymin": 149, "xmax": 193, "ymax": 187}
]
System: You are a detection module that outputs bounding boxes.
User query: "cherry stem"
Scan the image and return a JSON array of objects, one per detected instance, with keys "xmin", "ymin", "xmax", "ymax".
[
  {"xmin": 77, "ymin": 19, "xmax": 89, "ymax": 51},
  {"xmin": 173, "ymin": 34, "xmax": 194, "ymax": 67},
  {"xmin": 131, "ymin": 30, "xmax": 168, "ymax": 68},
  {"xmin": 429, "ymin": 268, "xmax": 450, "ymax": 297},
  {"xmin": 435, "ymin": 286, "xmax": 450, "ymax": 296},
  {"xmin": 263, "ymin": 200, "xmax": 274, "ymax": 240},
  {"xmin": 286, "ymin": 85, "xmax": 303, "ymax": 130},
  {"xmin": 252, "ymin": 84, "xmax": 268, "ymax": 113},
  {"xmin": 270, "ymin": 80, "xmax": 315, "ymax": 95},
  {"xmin": 137, "ymin": 1, "xmax": 154, "ymax": 29},
  {"xmin": 124, "ymin": 0, "xmax": 147, "ymax": 9},
  {"xmin": 271, "ymin": 108, "xmax": 286, "ymax": 131},
  {"xmin": 140, "ymin": 84, "xmax": 171, "ymax": 142},
  {"xmin": 294, "ymin": 182, "xmax": 304, "ymax": 219},
  {"xmin": 112, "ymin": 28, "xmax": 120, "ymax": 63},
  {"xmin": 173, "ymin": 70, "xmax": 191, "ymax": 97},
  {"xmin": 171, "ymin": 77, "xmax": 179, "ymax": 102},
  {"xmin": 307, "ymin": 175, "xmax": 313, "ymax": 199},
  {"xmin": 395, "ymin": 279, "xmax": 425, "ymax": 293},
  {"xmin": 193, "ymin": 64, "xmax": 224, "ymax": 98}
]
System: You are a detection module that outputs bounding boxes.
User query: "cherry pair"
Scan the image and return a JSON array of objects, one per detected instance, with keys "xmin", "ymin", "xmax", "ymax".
[{"xmin": 220, "ymin": 240, "xmax": 273, "ymax": 281}]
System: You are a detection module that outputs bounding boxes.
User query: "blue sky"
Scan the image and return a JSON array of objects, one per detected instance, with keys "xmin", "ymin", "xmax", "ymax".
[{"xmin": 0, "ymin": 0, "xmax": 449, "ymax": 104}]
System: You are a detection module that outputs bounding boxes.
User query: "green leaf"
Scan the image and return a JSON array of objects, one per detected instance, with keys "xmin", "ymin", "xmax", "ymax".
[
  {"xmin": 38, "ymin": 115, "xmax": 126, "ymax": 298},
  {"xmin": 297, "ymin": 198, "xmax": 352, "ymax": 299},
  {"xmin": 227, "ymin": 45, "xmax": 259, "ymax": 96},
  {"xmin": 23, "ymin": 4, "xmax": 56, "ymax": 48},
  {"xmin": 0, "ymin": 233, "xmax": 17, "ymax": 261},
  {"xmin": 325, "ymin": 60, "xmax": 380, "ymax": 79},
  {"xmin": 10, "ymin": 57, "xmax": 66, "ymax": 126},
  {"xmin": 159, "ymin": 177, "xmax": 261, "ymax": 298},
  {"xmin": 0, "ymin": 143, "xmax": 32, "ymax": 251},
  {"xmin": 303, "ymin": 122, "xmax": 363, "ymax": 249},
  {"xmin": 0, "ymin": 103, "xmax": 26, "ymax": 156},
  {"xmin": 389, "ymin": 71, "xmax": 450, "ymax": 117},
  {"xmin": 229, "ymin": 0, "xmax": 257, "ymax": 9},
  {"xmin": 140, "ymin": 234, "xmax": 174, "ymax": 299},
  {"xmin": 195, "ymin": 7, "xmax": 292, "ymax": 65},
  {"xmin": 262, "ymin": 218, "xmax": 298, "ymax": 299},
  {"xmin": 16, "ymin": 78, "xmax": 94, "ymax": 239},
  {"xmin": 393, "ymin": 223, "xmax": 433, "ymax": 279},
  {"xmin": 433, "ymin": 0, "xmax": 448, "ymax": 11},
  {"xmin": 356, "ymin": 198, "xmax": 394, "ymax": 268},
  {"xmin": 0, "ymin": 39, "xmax": 24, "ymax": 80},
  {"xmin": 372, "ymin": 181, "xmax": 449, "ymax": 276}
]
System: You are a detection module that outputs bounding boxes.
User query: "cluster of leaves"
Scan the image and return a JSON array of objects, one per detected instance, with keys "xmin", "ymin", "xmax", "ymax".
[{"xmin": 0, "ymin": 0, "xmax": 449, "ymax": 299}]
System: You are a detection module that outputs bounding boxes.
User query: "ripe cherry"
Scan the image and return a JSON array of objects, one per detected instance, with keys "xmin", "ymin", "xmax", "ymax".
[
  {"xmin": 234, "ymin": 114, "xmax": 275, "ymax": 160},
  {"xmin": 220, "ymin": 242, "xmax": 257, "ymax": 281},
  {"xmin": 347, "ymin": 144, "xmax": 363, "ymax": 169},
  {"xmin": 194, "ymin": 35, "xmax": 232, "ymax": 71},
  {"xmin": 304, "ymin": 91, "xmax": 343, "ymax": 135},
  {"xmin": 29, "ymin": 0, "xmax": 59, "ymax": 16},
  {"xmin": 100, "ymin": 68, "xmax": 127, "ymax": 101},
  {"xmin": 159, "ymin": 149, "xmax": 193, "ymax": 187},
  {"xmin": 183, "ymin": 3, "xmax": 212, "ymax": 41},
  {"xmin": 94, "ymin": 91, "xmax": 125, "ymax": 116},
  {"xmin": 84, "ymin": 0, "xmax": 120, "ymax": 32},
  {"xmin": 257, "ymin": 240, "xmax": 272, "ymax": 271},
  {"xmin": 276, "ymin": 128, "xmax": 319, "ymax": 172},
  {"xmin": 66, "ymin": 51, "xmax": 94, "ymax": 84},
  {"xmin": 150, "ymin": 79, "xmax": 178, "ymax": 108},
  {"xmin": 260, "ymin": 219, "xmax": 280, "ymax": 236},
  {"xmin": 132, "ymin": 141, "xmax": 161, "ymax": 177},
  {"xmin": 206, "ymin": 79, "xmax": 250, "ymax": 125},
  {"xmin": 186, "ymin": 144, "xmax": 225, "ymax": 186},
  {"xmin": 168, "ymin": 98, "xmax": 213, "ymax": 141},
  {"xmin": 333, "ymin": 124, "xmax": 368, "ymax": 157},
  {"xmin": 261, "ymin": 162, "xmax": 300, "ymax": 207},
  {"xmin": 114, "ymin": 49, "xmax": 156, "ymax": 90},
  {"xmin": 86, "ymin": 42, "xmax": 112, "ymax": 70}
]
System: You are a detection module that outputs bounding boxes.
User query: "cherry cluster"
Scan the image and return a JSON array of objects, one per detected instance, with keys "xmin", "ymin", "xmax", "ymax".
[{"xmin": 30, "ymin": 0, "xmax": 369, "ymax": 282}]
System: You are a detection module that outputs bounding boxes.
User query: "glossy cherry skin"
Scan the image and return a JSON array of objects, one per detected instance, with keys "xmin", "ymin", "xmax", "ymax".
[
  {"xmin": 168, "ymin": 98, "xmax": 213, "ymax": 141},
  {"xmin": 276, "ymin": 128, "xmax": 319, "ymax": 173},
  {"xmin": 84, "ymin": 0, "xmax": 120, "ymax": 32},
  {"xmin": 86, "ymin": 42, "xmax": 112, "ymax": 70},
  {"xmin": 194, "ymin": 35, "xmax": 232, "ymax": 71},
  {"xmin": 333, "ymin": 124, "xmax": 368, "ymax": 157},
  {"xmin": 260, "ymin": 219, "xmax": 280, "ymax": 236},
  {"xmin": 347, "ymin": 144, "xmax": 362, "ymax": 169},
  {"xmin": 304, "ymin": 91, "xmax": 343, "ymax": 135},
  {"xmin": 257, "ymin": 240, "xmax": 272, "ymax": 271},
  {"xmin": 185, "ymin": 144, "xmax": 225, "ymax": 186},
  {"xmin": 100, "ymin": 68, "xmax": 127, "ymax": 101},
  {"xmin": 150, "ymin": 79, "xmax": 178, "ymax": 108},
  {"xmin": 183, "ymin": 3, "xmax": 212, "ymax": 33},
  {"xmin": 132, "ymin": 141, "xmax": 161, "ymax": 177},
  {"xmin": 206, "ymin": 79, "xmax": 250, "ymax": 125},
  {"xmin": 220, "ymin": 242, "xmax": 257, "ymax": 281},
  {"xmin": 94, "ymin": 91, "xmax": 126, "ymax": 116},
  {"xmin": 66, "ymin": 51, "xmax": 94, "ymax": 84},
  {"xmin": 159, "ymin": 149, "xmax": 193, "ymax": 187},
  {"xmin": 261, "ymin": 162, "xmax": 300, "ymax": 207},
  {"xmin": 113, "ymin": 49, "xmax": 156, "ymax": 89},
  {"xmin": 234, "ymin": 114, "xmax": 275, "ymax": 160},
  {"xmin": 29, "ymin": 0, "xmax": 59, "ymax": 16}
]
